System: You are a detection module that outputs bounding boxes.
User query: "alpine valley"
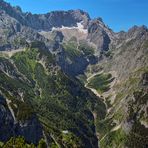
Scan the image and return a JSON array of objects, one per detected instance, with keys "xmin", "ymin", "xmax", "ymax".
[{"xmin": 0, "ymin": 0, "xmax": 148, "ymax": 147}]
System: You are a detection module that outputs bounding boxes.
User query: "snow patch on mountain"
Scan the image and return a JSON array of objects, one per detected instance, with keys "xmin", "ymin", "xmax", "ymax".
[{"xmin": 52, "ymin": 22, "xmax": 88, "ymax": 34}]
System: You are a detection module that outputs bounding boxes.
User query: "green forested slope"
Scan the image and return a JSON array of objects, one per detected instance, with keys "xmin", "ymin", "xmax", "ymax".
[{"xmin": 0, "ymin": 46, "xmax": 106, "ymax": 148}]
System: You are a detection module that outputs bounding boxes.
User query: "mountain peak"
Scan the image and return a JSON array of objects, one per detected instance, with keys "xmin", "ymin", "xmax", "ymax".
[{"xmin": 127, "ymin": 25, "xmax": 148, "ymax": 38}]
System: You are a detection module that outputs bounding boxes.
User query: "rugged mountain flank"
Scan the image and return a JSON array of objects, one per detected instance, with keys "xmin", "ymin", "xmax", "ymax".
[
  {"xmin": 84, "ymin": 25, "xmax": 148, "ymax": 148},
  {"xmin": 0, "ymin": 44, "xmax": 107, "ymax": 147}
]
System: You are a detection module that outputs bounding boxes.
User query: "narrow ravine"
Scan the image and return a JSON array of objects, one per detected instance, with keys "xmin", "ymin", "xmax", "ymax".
[
  {"xmin": 84, "ymin": 71, "xmax": 121, "ymax": 147},
  {"xmin": 85, "ymin": 71, "xmax": 109, "ymax": 112},
  {"xmin": 84, "ymin": 72, "xmax": 107, "ymax": 145}
]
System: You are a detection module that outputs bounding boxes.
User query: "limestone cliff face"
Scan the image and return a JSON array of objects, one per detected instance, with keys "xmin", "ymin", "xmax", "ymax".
[
  {"xmin": 24, "ymin": 10, "xmax": 90, "ymax": 31},
  {"xmin": 0, "ymin": 0, "xmax": 90, "ymax": 31},
  {"xmin": 87, "ymin": 19, "xmax": 111, "ymax": 52}
]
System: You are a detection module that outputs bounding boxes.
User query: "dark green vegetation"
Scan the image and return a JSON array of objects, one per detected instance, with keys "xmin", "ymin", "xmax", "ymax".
[
  {"xmin": 87, "ymin": 73, "xmax": 113, "ymax": 94},
  {"xmin": 79, "ymin": 42, "xmax": 95, "ymax": 56},
  {"xmin": 63, "ymin": 41, "xmax": 81, "ymax": 59},
  {"xmin": 1, "ymin": 137, "xmax": 35, "ymax": 148},
  {"xmin": 126, "ymin": 90, "xmax": 148, "ymax": 148},
  {"xmin": 100, "ymin": 128, "xmax": 127, "ymax": 148},
  {"xmin": 63, "ymin": 40, "xmax": 95, "ymax": 60},
  {"xmin": 0, "ymin": 137, "xmax": 47, "ymax": 148},
  {"xmin": 0, "ymin": 46, "xmax": 106, "ymax": 147}
]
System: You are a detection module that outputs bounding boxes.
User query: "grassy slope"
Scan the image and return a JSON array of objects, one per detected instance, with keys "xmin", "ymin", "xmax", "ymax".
[
  {"xmin": 99, "ymin": 68, "xmax": 148, "ymax": 148},
  {"xmin": 83, "ymin": 65, "xmax": 148, "ymax": 148},
  {"xmin": 87, "ymin": 73, "xmax": 113, "ymax": 94}
]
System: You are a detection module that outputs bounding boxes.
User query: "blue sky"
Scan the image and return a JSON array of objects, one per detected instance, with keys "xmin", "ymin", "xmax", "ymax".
[{"xmin": 5, "ymin": 0, "xmax": 148, "ymax": 32}]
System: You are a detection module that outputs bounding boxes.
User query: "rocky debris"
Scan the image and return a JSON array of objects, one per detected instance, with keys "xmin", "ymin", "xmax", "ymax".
[
  {"xmin": 0, "ymin": 9, "xmax": 48, "ymax": 51},
  {"xmin": 52, "ymin": 31, "xmax": 64, "ymax": 43}
]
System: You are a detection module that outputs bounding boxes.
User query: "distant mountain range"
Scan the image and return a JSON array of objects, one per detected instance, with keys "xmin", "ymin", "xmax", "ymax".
[{"xmin": 0, "ymin": 0, "xmax": 148, "ymax": 147}]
